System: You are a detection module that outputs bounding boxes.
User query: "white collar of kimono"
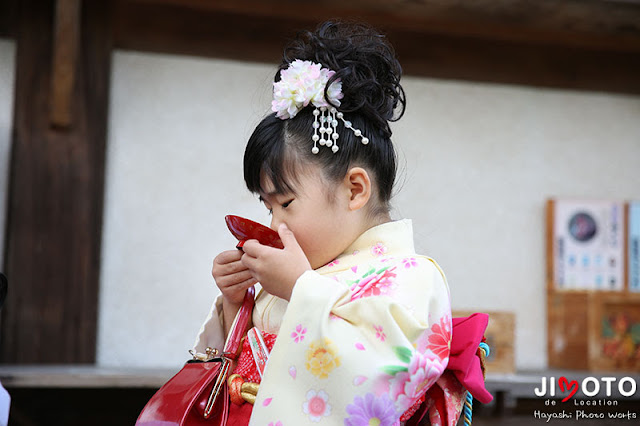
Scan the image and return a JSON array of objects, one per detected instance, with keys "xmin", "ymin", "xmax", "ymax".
[{"xmin": 315, "ymin": 219, "xmax": 416, "ymax": 275}]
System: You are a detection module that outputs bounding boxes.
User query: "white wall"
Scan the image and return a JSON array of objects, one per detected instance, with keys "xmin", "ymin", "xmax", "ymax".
[
  {"xmin": 99, "ymin": 50, "xmax": 640, "ymax": 369},
  {"xmin": 99, "ymin": 52, "xmax": 276, "ymax": 367},
  {"xmin": 0, "ymin": 39, "xmax": 15, "ymax": 271}
]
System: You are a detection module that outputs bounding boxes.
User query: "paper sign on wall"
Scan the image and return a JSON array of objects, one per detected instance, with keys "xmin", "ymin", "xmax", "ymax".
[{"xmin": 553, "ymin": 199, "xmax": 624, "ymax": 290}]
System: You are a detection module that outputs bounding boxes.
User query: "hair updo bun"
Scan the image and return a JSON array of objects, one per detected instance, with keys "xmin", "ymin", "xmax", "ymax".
[
  {"xmin": 244, "ymin": 21, "xmax": 405, "ymax": 216},
  {"xmin": 279, "ymin": 21, "xmax": 406, "ymax": 138}
]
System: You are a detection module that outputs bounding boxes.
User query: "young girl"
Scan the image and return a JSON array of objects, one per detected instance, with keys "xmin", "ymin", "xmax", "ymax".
[{"xmin": 194, "ymin": 21, "xmax": 459, "ymax": 425}]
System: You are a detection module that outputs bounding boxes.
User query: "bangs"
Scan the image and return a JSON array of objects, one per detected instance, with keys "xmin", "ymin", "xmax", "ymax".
[{"xmin": 244, "ymin": 113, "xmax": 302, "ymax": 196}]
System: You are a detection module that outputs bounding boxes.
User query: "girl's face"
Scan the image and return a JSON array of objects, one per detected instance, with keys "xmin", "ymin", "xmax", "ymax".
[{"xmin": 259, "ymin": 164, "xmax": 358, "ymax": 269}]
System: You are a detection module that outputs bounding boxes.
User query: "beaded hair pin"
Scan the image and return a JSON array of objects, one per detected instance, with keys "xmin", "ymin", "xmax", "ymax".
[{"xmin": 271, "ymin": 59, "xmax": 369, "ymax": 154}]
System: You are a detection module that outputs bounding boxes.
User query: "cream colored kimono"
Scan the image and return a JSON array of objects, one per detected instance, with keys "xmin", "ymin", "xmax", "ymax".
[{"xmin": 194, "ymin": 219, "xmax": 452, "ymax": 426}]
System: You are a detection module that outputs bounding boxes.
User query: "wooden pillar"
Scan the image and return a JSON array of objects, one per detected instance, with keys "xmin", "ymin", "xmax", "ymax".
[{"xmin": 1, "ymin": 0, "xmax": 112, "ymax": 363}]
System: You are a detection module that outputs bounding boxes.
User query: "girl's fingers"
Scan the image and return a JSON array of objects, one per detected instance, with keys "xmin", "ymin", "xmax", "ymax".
[
  {"xmin": 217, "ymin": 269, "xmax": 255, "ymax": 288},
  {"xmin": 241, "ymin": 239, "xmax": 271, "ymax": 258},
  {"xmin": 213, "ymin": 257, "xmax": 250, "ymax": 279},
  {"xmin": 219, "ymin": 259, "xmax": 249, "ymax": 275},
  {"xmin": 240, "ymin": 252, "xmax": 258, "ymax": 273},
  {"xmin": 277, "ymin": 223, "xmax": 299, "ymax": 249},
  {"xmin": 214, "ymin": 250, "xmax": 243, "ymax": 265},
  {"xmin": 236, "ymin": 276, "xmax": 258, "ymax": 290}
]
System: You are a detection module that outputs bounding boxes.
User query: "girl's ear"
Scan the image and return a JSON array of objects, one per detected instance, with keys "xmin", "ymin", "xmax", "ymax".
[{"xmin": 344, "ymin": 167, "xmax": 372, "ymax": 211}]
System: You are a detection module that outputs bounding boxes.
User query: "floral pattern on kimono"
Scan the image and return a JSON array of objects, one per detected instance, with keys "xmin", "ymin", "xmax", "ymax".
[{"xmin": 193, "ymin": 219, "xmax": 452, "ymax": 426}]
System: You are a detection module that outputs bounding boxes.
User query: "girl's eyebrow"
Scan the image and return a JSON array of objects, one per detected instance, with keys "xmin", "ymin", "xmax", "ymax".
[
  {"xmin": 260, "ymin": 190, "xmax": 287, "ymax": 202},
  {"xmin": 258, "ymin": 193, "xmax": 276, "ymax": 204}
]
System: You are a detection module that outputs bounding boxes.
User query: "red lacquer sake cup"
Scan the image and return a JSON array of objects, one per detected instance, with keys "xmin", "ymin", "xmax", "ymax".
[{"xmin": 225, "ymin": 215, "xmax": 284, "ymax": 250}]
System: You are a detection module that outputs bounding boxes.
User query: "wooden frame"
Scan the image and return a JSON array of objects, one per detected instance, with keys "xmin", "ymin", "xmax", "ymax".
[
  {"xmin": 1, "ymin": 0, "xmax": 112, "ymax": 364},
  {"xmin": 454, "ymin": 310, "xmax": 515, "ymax": 374},
  {"xmin": 588, "ymin": 293, "xmax": 640, "ymax": 371},
  {"xmin": 547, "ymin": 199, "xmax": 640, "ymax": 372}
]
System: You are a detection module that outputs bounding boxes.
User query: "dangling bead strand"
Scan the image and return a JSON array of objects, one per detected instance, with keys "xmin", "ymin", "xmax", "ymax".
[
  {"xmin": 336, "ymin": 111, "xmax": 369, "ymax": 146},
  {"xmin": 320, "ymin": 107, "xmax": 329, "ymax": 147},
  {"xmin": 330, "ymin": 108, "xmax": 339, "ymax": 153},
  {"xmin": 310, "ymin": 107, "xmax": 370, "ymax": 154},
  {"xmin": 312, "ymin": 109, "xmax": 320, "ymax": 154}
]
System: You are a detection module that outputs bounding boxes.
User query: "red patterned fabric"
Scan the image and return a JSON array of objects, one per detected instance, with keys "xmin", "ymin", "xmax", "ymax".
[
  {"xmin": 400, "ymin": 393, "xmax": 426, "ymax": 421},
  {"xmin": 233, "ymin": 331, "xmax": 278, "ymax": 383}
]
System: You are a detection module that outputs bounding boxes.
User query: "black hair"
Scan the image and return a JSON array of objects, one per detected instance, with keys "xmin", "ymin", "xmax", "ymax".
[{"xmin": 244, "ymin": 21, "xmax": 406, "ymax": 215}]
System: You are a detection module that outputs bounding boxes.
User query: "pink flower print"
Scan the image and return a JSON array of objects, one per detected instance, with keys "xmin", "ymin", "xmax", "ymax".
[
  {"xmin": 388, "ymin": 350, "xmax": 447, "ymax": 413},
  {"xmin": 344, "ymin": 393, "xmax": 399, "ymax": 426},
  {"xmin": 291, "ymin": 324, "xmax": 307, "ymax": 343},
  {"xmin": 353, "ymin": 375, "xmax": 368, "ymax": 386},
  {"xmin": 268, "ymin": 422, "xmax": 282, "ymax": 426},
  {"xmin": 371, "ymin": 242, "xmax": 387, "ymax": 257},
  {"xmin": 402, "ymin": 257, "xmax": 418, "ymax": 269},
  {"xmin": 302, "ymin": 389, "xmax": 332, "ymax": 422},
  {"xmin": 350, "ymin": 267, "xmax": 397, "ymax": 301},
  {"xmin": 427, "ymin": 316, "xmax": 452, "ymax": 360},
  {"xmin": 352, "ymin": 250, "xmax": 360, "ymax": 256},
  {"xmin": 374, "ymin": 325, "xmax": 386, "ymax": 342},
  {"xmin": 326, "ymin": 259, "xmax": 340, "ymax": 267}
]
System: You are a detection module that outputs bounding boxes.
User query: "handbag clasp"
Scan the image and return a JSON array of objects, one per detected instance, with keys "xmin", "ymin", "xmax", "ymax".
[
  {"xmin": 203, "ymin": 356, "xmax": 230, "ymax": 419},
  {"xmin": 189, "ymin": 346, "xmax": 219, "ymax": 362}
]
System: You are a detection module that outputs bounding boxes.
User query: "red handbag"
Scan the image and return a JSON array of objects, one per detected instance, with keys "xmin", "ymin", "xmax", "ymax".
[{"xmin": 136, "ymin": 286, "xmax": 255, "ymax": 425}]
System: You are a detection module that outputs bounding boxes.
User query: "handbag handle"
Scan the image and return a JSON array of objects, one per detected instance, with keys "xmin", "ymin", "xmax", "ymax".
[{"xmin": 223, "ymin": 285, "xmax": 255, "ymax": 359}]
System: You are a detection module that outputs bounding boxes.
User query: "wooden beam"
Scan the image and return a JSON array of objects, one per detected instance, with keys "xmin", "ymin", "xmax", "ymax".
[
  {"xmin": 114, "ymin": 1, "xmax": 640, "ymax": 94},
  {"xmin": 49, "ymin": 0, "xmax": 81, "ymax": 129},
  {"xmin": 0, "ymin": 0, "xmax": 17, "ymax": 38},
  {"xmin": 130, "ymin": 0, "xmax": 640, "ymax": 52},
  {"xmin": 1, "ymin": 0, "xmax": 112, "ymax": 364}
]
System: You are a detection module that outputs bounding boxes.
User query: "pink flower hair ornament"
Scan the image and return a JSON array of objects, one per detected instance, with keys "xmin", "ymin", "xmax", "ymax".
[{"xmin": 271, "ymin": 59, "xmax": 370, "ymax": 155}]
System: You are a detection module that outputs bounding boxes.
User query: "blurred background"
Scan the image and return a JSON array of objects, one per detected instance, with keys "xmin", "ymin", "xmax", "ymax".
[{"xmin": 0, "ymin": 0, "xmax": 639, "ymax": 424}]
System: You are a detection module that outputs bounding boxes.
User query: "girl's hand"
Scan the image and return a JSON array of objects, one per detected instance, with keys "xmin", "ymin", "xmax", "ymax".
[
  {"xmin": 241, "ymin": 224, "xmax": 311, "ymax": 301},
  {"xmin": 212, "ymin": 249, "xmax": 258, "ymax": 307}
]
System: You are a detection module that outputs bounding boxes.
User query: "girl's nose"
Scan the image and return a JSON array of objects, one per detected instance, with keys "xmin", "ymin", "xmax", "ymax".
[{"xmin": 270, "ymin": 216, "xmax": 281, "ymax": 232}]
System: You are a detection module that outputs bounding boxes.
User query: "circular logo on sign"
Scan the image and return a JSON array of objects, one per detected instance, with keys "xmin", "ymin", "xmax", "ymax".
[{"xmin": 568, "ymin": 212, "xmax": 597, "ymax": 242}]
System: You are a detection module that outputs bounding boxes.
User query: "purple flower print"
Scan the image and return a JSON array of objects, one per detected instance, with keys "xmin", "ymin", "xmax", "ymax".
[
  {"xmin": 344, "ymin": 393, "xmax": 399, "ymax": 426},
  {"xmin": 402, "ymin": 257, "xmax": 418, "ymax": 269},
  {"xmin": 291, "ymin": 324, "xmax": 307, "ymax": 343}
]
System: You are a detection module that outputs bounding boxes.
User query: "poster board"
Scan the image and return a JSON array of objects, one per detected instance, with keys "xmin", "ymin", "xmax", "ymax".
[
  {"xmin": 551, "ymin": 199, "xmax": 624, "ymax": 291},
  {"xmin": 630, "ymin": 202, "xmax": 640, "ymax": 293},
  {"xmin": 547, "ymin": 199, "xmax": 639, "ymax": 372}
]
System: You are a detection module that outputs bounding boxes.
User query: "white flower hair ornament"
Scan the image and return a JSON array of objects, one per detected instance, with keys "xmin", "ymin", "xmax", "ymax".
[{"xmin": 271, "ymin": 59, "xmax": 370, "ymax": 154}]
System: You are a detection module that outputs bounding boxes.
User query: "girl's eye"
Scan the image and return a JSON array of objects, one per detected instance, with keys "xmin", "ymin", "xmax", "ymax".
[{"xmin": 282, "ymin": 200, "xmax": 293, "ymax": 209}]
